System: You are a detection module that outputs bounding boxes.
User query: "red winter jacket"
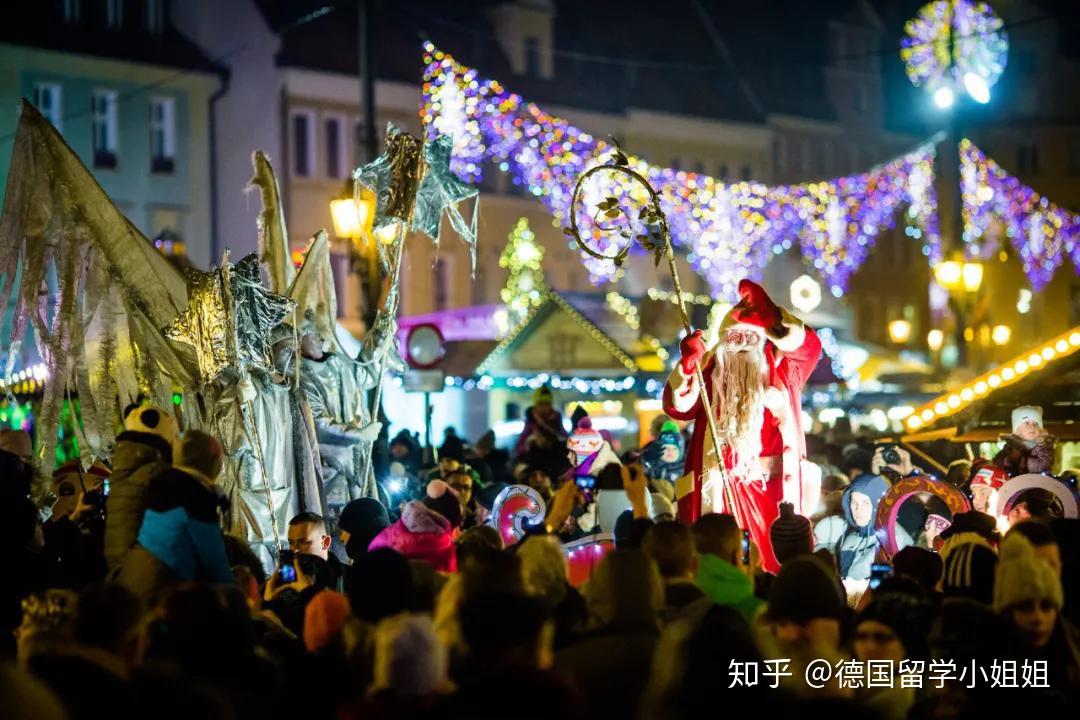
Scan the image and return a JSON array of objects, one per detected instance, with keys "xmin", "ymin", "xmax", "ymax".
[{"xmin": 368, "ymin": 501, "xmax": 457, "ymax": 572}]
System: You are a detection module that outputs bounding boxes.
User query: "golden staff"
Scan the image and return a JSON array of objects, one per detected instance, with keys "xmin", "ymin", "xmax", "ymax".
[{"xmin": 565, "ymin": 153, "xmax": 740, "ymax": 524}]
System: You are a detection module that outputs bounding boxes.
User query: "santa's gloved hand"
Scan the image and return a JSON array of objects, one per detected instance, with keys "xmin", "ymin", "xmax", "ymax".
[
  {"xmin": 732, "ymin": 279, "xmax": 782, "ymax": 331},
  {"xmin": 679, "ymin": 330, "xmax": 706, "ymax": 375}
]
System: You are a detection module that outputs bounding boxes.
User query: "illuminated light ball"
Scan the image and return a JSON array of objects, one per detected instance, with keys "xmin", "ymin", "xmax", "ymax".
[
  {"xmin": 901, "ymin": 1, "xmax": 1008, "ymax": 100},
  {"xmin": 1028, "ymin": 353, "xmax": 1042, "ymax": 367},
  {"xmin": 908, "ymin": 416, "xmax": 923, "ymax": 429},
  {"xmin": 1014, "ymin": 360, "xmax": 1028, "ymax": 374},
  {"xmin": 947, "ymin": 394, "xmax": 961, "ymax": 408},
  {"xmin": 963, "ymin": 72, "xmax": 991, "ymax": 103},
  {"xmin": 987, "ymin": 374, "xmax": 1001, "ymax": 387},
  {"xmin": 1001, "ymin": 368, "xmax": 1015, "ymax": 381},
  {"xmin": 1042, "ymin": 347, "xmax": 1055, "ymax": 361},
  {"xmin": 935, "ymin": 402, "xmax": 948, "ymax": 414},
  {"xmin": 933, "ymin": 86, "xmax": 955, "ymax": 109},
  {"xmin": 974, "ymin": 381, "xmax": 988, "ymax": 395},
  {"xmin": 921, "ymin": 407, "xmax": 935, "ymax": 422},
  {"xmin": 1056, "ymin": 339, "xmax": 1069, "ymax": 352},
  {"xmin": 960, "ymin": 388, "xmax": 974, "ymax": 402},
  {"xmin": 1071, "ymin": 332, "xmax": 1080, "ymax": 346}
]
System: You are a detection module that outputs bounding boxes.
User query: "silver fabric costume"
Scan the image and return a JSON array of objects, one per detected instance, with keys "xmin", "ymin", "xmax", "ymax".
[{"xmin": 299, "ymin": 351, "xmax": 379, "ymax": 527}]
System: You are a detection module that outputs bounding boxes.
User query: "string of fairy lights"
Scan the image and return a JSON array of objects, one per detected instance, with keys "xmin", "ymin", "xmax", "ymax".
[{"xmin": 421, "ymin": 42, "xmax": 943, "ymax": 300}]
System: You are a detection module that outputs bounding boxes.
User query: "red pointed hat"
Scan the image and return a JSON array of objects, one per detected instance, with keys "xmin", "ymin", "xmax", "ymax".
[{"xmin": 719, "ymin": 279, "xmax": 782, "ymax": 335}]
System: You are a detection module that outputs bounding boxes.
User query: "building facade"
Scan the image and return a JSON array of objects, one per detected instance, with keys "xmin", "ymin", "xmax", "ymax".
[{"xmin": 0, "ymin": 0, "xmax": 221, "ymax": 269}]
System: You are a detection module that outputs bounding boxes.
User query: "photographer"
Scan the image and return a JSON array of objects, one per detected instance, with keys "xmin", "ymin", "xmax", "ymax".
[
  {"xmin": 40, "ymin": 461, "xmax": 109, "ymax": 590},
  {"xmin": 264, "ymin": 512, "xmax": 346, "ymax": 636}
]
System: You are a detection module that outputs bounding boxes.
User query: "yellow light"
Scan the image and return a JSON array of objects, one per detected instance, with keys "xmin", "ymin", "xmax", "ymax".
[
  {"xmin": 1042, "ymin": 347, "xmax": 1055, "ymax": 360},
  {"xmin": 988, "ymin": 374, "xmax": 1002, "ymax": 387},
  {"xmin": 1002, "ymin": 367, "xmax": 1015, "ymax": 381},
  {"xmin": 991, "ymin": 325, "xmax": 1011, "ymax": 346},
  {"xmin": 961, "ymin": 388, "xmax": 974, "ymax": 401},
  {"xmin": 1014, "ymin": 360, "xmax": 1028, "ymax": 374},
  {"xmin": 947, "ymin": 394, "xmax": 961, "ymax": 408},
  {"xmin": 974, "ymin": 381, "xmax": 988, "ymax": 395},
  {"xmin": 920, "ymin": 409, "xmax": 935, "ymax": 422},
  {"xmin": 888, "ymin": 319, "xmax": 913, "ymax": 344},
  {"xmin": 964, "ymin": 327, "xmax": 975, "ymax": 342},
  {"xmin": 962, "ymin": 262, "xmax": 984, "ymax": 292},
  {"xmin": 329, "ymin": 186, "xmax": 376, "ymax": 240},
  {"xmin": 927, "ymin": 329, "xmax": 944, "ymax": 352},
  {"xmin": 330, "ymin": 198, "xmax": 361, "ymax": 239},
  {"xmin": 908, "ymin": 416, "xmax": 923, "ymax": 429},
  {"xmin": 934, "ymin": 260, "xmax": 963, "ymax": 289},
  {"xmin": 375, "ymin": 223, "xmax": 399, "ymax": 245},
  {"xmin": 1028, "ymin": 353, "xmax": 1042, "ymax": 367},
  {"xmin": 1071, "ymin": 332, "xmax": 1080, "ymax": 346},
  {"xmin": 1056, "ymin": 340, "xmax": 1069, "ymax": 352},
  {"xmin": 935, "ymin": 402, "xmax": 948, "ymax": 414}
]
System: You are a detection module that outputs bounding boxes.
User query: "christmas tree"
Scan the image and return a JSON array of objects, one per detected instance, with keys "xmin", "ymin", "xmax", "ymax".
[{"xmin": 499, "ymin": 218, "xmax": 546, "ymax": 327}]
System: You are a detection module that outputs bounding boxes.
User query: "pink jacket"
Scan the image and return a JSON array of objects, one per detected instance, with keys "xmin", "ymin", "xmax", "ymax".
[{"xmin": 368, "ymin": 501, "xmax": 457, "ymax": 573}]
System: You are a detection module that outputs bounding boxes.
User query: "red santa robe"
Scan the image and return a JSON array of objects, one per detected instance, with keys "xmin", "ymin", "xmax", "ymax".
[{"xmin": 662, "ymin": 310, "xmax": 821, "ymax": 573}]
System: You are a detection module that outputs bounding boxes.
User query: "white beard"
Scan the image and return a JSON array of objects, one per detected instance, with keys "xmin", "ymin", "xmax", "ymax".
[{"xmin": 714, "ymin": 344, "xmax": 767, "ymax": 483}]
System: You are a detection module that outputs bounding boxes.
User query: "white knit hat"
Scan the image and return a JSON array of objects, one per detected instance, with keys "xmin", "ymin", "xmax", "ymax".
[
  {"xmin": 1011, "ymin": 405, "xmax": 1043, "ymax": 432},
  {"xmin": 993, "ymin": 532, "xmax": 1063, "ymax": 613}
]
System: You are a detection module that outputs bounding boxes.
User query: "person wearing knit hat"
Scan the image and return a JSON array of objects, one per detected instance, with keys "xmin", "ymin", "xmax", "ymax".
[
  {"xmin": 422, "ymin": 479, "xmax": 463, "ymax": 530},
  {"xmin": 303, "ymin": 589, "xmax": 352, "ymax": 653},
  {"xmin": 994, "ymin": 534, "xmax": 1080, "ymax": 689},
  {"xmin": 943, "ymin": 538, "xmax": 999, "ymax": 606},
  {"xmin": 514, "ymin": 385, "xmax": 568, "ymax": 480},
  {"xmin": 969, "ymin": 463, "xmax": 1007, "ymax": 514},
  {"xmin": 892, "ymin": 546, "xmax": 943, "ymax": 596},
  {"xmin": 766, "ymin": 555, "xmax": 844, "ymax": 651},
  {"xmin": 993, "ymin": 405, "xmax": 1055, "ymax": 477},
  {"xmin": 338, "ymin": 498, "xmax": 390, "ymax": 559},
  {"xmin": 769, "ymin": 502, "xmax": 813, "ymax": 566},
  {"xmin": 640, "ymin": 421, "xmax": 686, "ymax": 490},
  {"xmin": 854, "ymin": 592, "xmax": 932, "ymax": 662},
  {"xmin": 104, "ymin": 405, "xmax": 177, "ymax": 570},
  {"xmin": 852, "ymin": 593, "xmax": 932, "ymax": 719}
]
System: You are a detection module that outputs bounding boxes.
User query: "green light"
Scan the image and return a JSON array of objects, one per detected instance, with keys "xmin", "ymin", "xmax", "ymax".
[{"xmin": 172, "ymin": 393, "xmax": 183, "ymax": 405}]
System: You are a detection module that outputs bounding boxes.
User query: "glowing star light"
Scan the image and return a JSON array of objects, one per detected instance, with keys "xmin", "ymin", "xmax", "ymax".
[{"xmin": 901, "ymin": 1, "xmax": 1008, "ymax": 105}]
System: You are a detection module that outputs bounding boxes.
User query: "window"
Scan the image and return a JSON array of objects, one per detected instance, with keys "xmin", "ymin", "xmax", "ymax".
[
  {"xmin": 433, "ymin": 258, "xmax": 449, "ymax": 311},
  {"xmin": 524, "ymin": 36, "xmax": 541, "ymax": 77},
  {"xmin": 692, "ymin": 161, "xmax": 705, "ymax": 175},
  {"xmin": 800, "ymin": 139, "xmax": 812, "ymax": 175},
  {"xmin": 717, "ymin": 164, "xmax": 728, "ymax": 180},
  {"xmin": 150, "ymin": 209, "xmax": 185, "ymax": 257},
  {"xmin": 149, "ymin": 96, "xmax": 175, "ymax": 173},
  {"xmin": 63, "ymin": 0, "xmax": 81, "ymax": 23},
  {"xmin": 33, "ymin": 83, "xmax": 62, "ymax": 131},
  {"xmin": 741, "ymin": 165, "xmax": 752, "ymax": 181},
  {"xmin": 146, "ymin": 0, "xmax": 163, "ymax": 33},
  {"xmin": 324, "ymin": 117, "xmax": 343, "ymax": 179},
  {"xmin": 292, "ymin": 112, "xmax": 313, "ymax": 177},
  {"xmin": 92, "ymin": 90, "xmax": 118, "ymax": 168},
  {"xmin": 106, "ymin": 0, "xmax": 123, "ymax": 29},
  {"xmin": 671, "ymin": 158, "xmax": 681, "ymax": 171},
  {"xmin": 772, "ymin": 137, "xmax": 785, "ymax": 174}
]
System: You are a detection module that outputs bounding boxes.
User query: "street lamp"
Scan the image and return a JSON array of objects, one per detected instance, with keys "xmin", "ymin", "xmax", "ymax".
[
  {"xmin": 888, "ymin": 319, "xmax": 913, "ymax": 345},
  {"xmin": 927, "ymin": 329, "xmax": 944, "ymax": 352},
  {"xmin": 991, "ymin": 324, "xmax": 1011, "ymax": 346},
  {"xmin": 329, "ymin": 183, "xmax": 378, "ymax": 327}
]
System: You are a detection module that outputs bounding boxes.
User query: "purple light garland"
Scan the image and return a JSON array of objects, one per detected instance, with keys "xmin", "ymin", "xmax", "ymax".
[
  {"xmin": 421, "ymin": 44, "xmax": 941, "ymax": 299},
  {"xmin": 961, "ymin": 139, "xmax": 1080, "ymax": 290}
]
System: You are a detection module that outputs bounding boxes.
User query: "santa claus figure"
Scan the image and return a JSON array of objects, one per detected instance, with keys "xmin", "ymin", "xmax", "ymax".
[{"xmin": 663, "ymin": 279, "xmax": 822, "ymax": 573}]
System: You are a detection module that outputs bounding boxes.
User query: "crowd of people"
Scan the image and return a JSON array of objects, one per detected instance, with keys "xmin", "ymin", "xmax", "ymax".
[{"xmin": 3, "ymin": 388, "xmax": 1079, "ymax": 720}]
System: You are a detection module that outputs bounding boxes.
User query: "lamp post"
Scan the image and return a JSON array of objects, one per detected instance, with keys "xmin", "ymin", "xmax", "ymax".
[
  {"xmin": 330, "ymin": 184, "xmax": 379, "ymax": 329},
  {"xmin": 902, "ymin": 1, "xmax": 1006, "ymax": 371}
]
